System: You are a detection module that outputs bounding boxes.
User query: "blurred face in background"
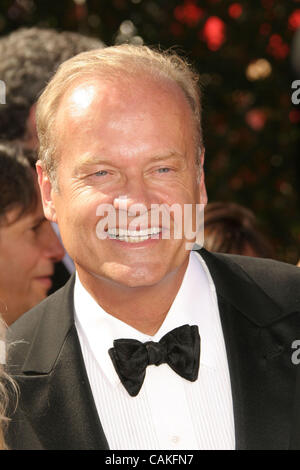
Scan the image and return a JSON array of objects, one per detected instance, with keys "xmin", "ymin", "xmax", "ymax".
[{"xmin": 0, "ymin": 178, "xmax": 64, "ymax": 325}]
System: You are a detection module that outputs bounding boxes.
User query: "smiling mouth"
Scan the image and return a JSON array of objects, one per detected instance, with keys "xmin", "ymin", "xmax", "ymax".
[{"xmin": 107, "ymin": 227, "xmax": 162, "ymax": 243}]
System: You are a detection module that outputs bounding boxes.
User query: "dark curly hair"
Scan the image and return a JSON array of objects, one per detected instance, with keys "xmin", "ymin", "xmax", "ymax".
[
  {"xmin": 0, "ymin": 27, "xmax": 104, "ymax": 140},
  {"xmin": 0, "ymin": 142, "xmax": 38, "ymax": 225}
]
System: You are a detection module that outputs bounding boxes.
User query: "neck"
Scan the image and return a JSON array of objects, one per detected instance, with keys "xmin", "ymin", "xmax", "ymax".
[
  {"xmin": 77, "ymin": 259, "xmax": 189, "ymax": 335},
  {"xmin": 0, "ymin": 298, "xmax": 22, "ymax": 326}
]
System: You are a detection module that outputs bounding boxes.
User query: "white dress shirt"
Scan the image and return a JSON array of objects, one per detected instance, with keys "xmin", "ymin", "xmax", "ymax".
[{"xmin": 74, "ymin": 250, "xmax": 235, "ymax": 450}]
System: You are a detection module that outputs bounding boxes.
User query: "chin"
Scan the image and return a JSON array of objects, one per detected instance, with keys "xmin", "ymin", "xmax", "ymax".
[
  {"xmin": 30, "ymin": 291, "xmax": 48, "ymax": 308},
  {"xmin": 116, "ymin": 277, "xmax": 159, "ymax": 288},
  {"xmin": 110, "ymin": 266, "xmax": 168, "ymax": 288},
  {"xmin": 85, "ymin": 260, "xmax": 171, "ymax": 288}
]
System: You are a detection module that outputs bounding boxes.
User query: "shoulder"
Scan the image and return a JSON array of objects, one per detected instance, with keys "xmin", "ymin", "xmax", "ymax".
[
  {"xmin": 8, "ymin": 285, "xmax": 64, "ymax": 340},
  {"xmin": 217, "ymin": 251, "xmax": 300, "ymax": 283},
  {"xmin": 7, "ymin": 275, "xmax": 75, "ymax": 370},
  {"xmin": 198, "ymin": 249, "xmax": 300, "ymax": 320}
]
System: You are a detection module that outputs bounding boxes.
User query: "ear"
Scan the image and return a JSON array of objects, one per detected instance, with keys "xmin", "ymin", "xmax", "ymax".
[
  {"xmin": 36, "ymin": 161, "xmax": 58, "ymax": 223},
  {"xmin": 198, "ymin": 147, "xmax": 208, "ymax": 206},
  {"xmin": 194, "ymin": 148, "xmax": 207, "ymax": 249}
]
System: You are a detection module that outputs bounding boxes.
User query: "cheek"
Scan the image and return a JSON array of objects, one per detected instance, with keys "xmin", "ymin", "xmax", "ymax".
[
  {"xmin": 0, "ymin": 251, "xmax": 36, "ymax": 288},
  {"xmin": 17, "ymin": 246, "xmax": 40, "ymax": 274},
  {"xmin": 54, "ymin": 196, "xmax": 106, "ymax": 254},
  {"xmin": 55, "ymin": 186, "xmax": 110, "ymax": 222},
  {"xmin": 163, "ymin": 182, "xmax": 199, "ymax": 207},
  {"xmin": 149, "ymin": 175, "xmax": 196, "ymax": 204}
]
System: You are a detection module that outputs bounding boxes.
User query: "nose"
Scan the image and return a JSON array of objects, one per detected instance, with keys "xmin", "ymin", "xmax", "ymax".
[
  {"xmin": 113, "ymin": 177, "xmax": 153, "ymax": 215},
  {"xmin": 39, "ymin": 221, "xmax": 65, "ymax": 262}
]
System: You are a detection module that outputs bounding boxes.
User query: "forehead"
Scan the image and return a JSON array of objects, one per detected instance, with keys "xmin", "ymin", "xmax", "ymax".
[
  {"xmin": 55, "ymin": 73, "xmax": 196, "ymax": 136},
  {"xmin": 53, "ymin": 74, "xmax": 198, "ymax": 172}
]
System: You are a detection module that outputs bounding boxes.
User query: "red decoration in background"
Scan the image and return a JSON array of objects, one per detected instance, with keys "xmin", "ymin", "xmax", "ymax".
[
  {"xmin": 288, "ymin": 9, "xmax": 300, "ymax": 30},
  {"xmin": 261, "ymin": 0, "xmax": 274, "ymax": 9},
  {"xmin": 260, "ymin": 23, "xmax": 271, "ymax": 36},
  {"xmin": 202, "ymin": 16, "xmax": 226, "ymax": 51},
  {"xmin": 170, "ymin": 22, "xmax": 184, "ymax": 37},
  {"xmin": 267, "ymin": 34, "xmax": 289, "ymax": 60},
  {"xmin": 239, "ymin": 168, "xmax": 257, "ymax": 185},
  {"xmin": 245, "ymin": 109, "xmax": 267, "ymax": 131},
  {"xmin": 228, "ymin": 3, "xmax": 243, "ymax": 19},
  {"xmin": 289, "ymin": 110, "xmax": 300, "ymax": 123},
  {"xmin": 269, "ymin": 34, "xmax": 282, "ymax": 47},
  {"xmin": 75, "ymin": 5, "xmax": 87, "ymax": 21},
  {"xmin": 174, "ymin": 1, "xmax": 204, "ymax": 27}
]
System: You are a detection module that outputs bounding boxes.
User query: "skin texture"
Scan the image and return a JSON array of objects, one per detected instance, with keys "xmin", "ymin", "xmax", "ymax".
[
  {"xmin": 37, "ymin": 74, "xmax": 207, "ymax": 334},
  {"xmin": 0, "ymin": 180, "xmax": 64, "ymax": 325}
]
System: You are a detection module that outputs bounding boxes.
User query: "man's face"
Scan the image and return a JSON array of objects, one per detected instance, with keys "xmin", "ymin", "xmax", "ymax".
[
  {"xmin": 38, "ymin": 75, "xmax": 207, "ymax": 288},
  {"xmin": 0, "ymin": 182, "xmax": 64, "ymax": 324}
]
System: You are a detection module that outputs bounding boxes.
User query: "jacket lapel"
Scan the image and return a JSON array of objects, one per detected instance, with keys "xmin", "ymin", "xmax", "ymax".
[
  {"xmin": 199, "ymin": 249, "xmax": 300, "ymax": 449},
  {"xmin": 9, "ymin": 275, "xmax": 109, "ymax": 450}
]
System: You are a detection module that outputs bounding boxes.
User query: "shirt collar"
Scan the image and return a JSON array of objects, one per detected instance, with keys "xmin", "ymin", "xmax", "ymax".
[{"xmin": 74, "ymin": 250, "xmax": 219, "ymax": 388}]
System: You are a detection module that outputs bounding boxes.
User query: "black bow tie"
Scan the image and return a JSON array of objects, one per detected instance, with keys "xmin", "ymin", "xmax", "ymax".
[{"xmin": 108, "ymin": 324, "xmax": 200, "ymax": 397}]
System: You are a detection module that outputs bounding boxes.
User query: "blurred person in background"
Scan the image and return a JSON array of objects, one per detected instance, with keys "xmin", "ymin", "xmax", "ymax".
[
  {"xmin": 0, "ymin": 317, "xmax": 8, "ymax": 450},
  {"xmin": 0, "ymin": 27, "xmax": 105, "ymax": 148},
  {"xmin": 0, "ymin": 142, "xmax": 64, "ymax": 325},
  {"xmin": 0, "ymin": 27, "xmax": 105, "ymax": 292},
  {"xmin": 203, "ymin": 202, "xmax": 274, "ymax": 258},
  {"xmin": 0, "ymin": 316, "xmax": 18, "ymax": 450}
]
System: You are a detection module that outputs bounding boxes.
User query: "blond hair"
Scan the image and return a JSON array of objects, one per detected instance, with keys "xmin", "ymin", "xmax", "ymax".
[
  {"xmin": 36, "ymin": 44, "xmax": 203, "ymax": 186},
  {"xmin": 0, "ymin": 320, "xmax": 18, "ymax": 450}
]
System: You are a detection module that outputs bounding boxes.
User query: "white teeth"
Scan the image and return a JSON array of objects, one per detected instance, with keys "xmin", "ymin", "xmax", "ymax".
[
  {"xmin": 119, "ymin": 235, "xmax": 149, "ymax": 243},
  {"xmin": 107, "ymin": 227, "xmax": 161, "ymax": 242}
]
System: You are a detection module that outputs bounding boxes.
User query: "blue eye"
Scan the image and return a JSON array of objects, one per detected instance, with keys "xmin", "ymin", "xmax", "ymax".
[
  {"xmin": 158, "ymin": 168, "xmax": 171, "ymax": 173},
  {"xmin": 95, "ymin": 170, "xmax": 108, "ymax": 176}
]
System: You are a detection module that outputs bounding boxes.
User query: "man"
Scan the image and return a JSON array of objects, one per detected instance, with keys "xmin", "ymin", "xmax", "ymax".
[
  {"xmin": 6, "ymin": 45, "xmax": 300, "ymax": 450},
  {"xmin": 0, "ymin": 27, "xmax": 105, "ymax": 292},
  {"xmin": 0, "ymin": 142, "xmax": 64, "ymax": 325}
]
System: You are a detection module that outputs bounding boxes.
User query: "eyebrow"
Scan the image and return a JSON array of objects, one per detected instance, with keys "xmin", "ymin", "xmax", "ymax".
[
  {"xmin": 26, "ymin": 215, "xmax": 47, "ymax": 227},
  {"xmin": 73, "ymin": 151, "xmax": 183, "ymax": 174},
  {"xmin": 147, "ymin": 152, "xmax": 183, "ymax": 162},
  {"xmin": 73, "ymin": 157, "xmax": 114, "ymax": 174}
]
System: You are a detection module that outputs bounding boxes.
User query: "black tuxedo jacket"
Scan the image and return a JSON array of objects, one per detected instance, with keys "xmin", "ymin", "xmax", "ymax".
[
  {"xmin": 48, "ymin": 261, "xmax": 71, "ymax": 296},
  {"xmin": 6, "ymin": 249, "xmax": 300, "ymax": 450}
]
